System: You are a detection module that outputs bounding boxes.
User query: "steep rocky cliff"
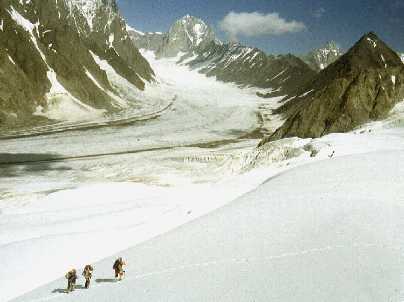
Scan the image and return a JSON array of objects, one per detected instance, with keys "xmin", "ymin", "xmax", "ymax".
[
  {"xmin": 156, "ymin": 15, "xmax": 217, "ymax": 58},
  {"xmin": 0, "ymin": 0, "xmax": 154, "ymax": 129},
  {"xmin": 187, "ymin": 41, "xmax": 315, "ymax": 97},
  {"xmin": 127, "ymin": 26, "xmax": 166, "ymax": 52},
  {"xmin": 260, "ymin": 32, "xmax": 404, "ymax": 144}
]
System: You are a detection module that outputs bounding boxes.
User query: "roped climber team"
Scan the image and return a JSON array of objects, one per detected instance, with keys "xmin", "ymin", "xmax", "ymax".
[{"xmin": 65, "ymin": 257, "xmax": 126, "ymax": 293}]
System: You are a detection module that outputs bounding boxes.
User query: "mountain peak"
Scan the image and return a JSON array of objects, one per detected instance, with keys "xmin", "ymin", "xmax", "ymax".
[
  {"xmin": 263, "ymin": 32, "xmax": 404, "ymax": 142},
  {"xmin": 156, "ymin": 14, "xmax": 217, "ymax": 57},
  {"xmin": 302, "ymin": 40, "xmax": 343, "ymax": 71},
  {"xmin": 360, "ymin": 31, "xmax": 381, "ymax": 48},
  {"xmin": 363, "ymin": 31, "xmax": 378, "ymax": 39},
  {"xmin": 173, "ymin": 15, "xmax": 212, "ymax": 44},
  {"xmin": 325, "ymin": 40, "xmax": 338, "ymax": 47},
  {"xmin": 344, "ymin": 31, "xmax": 402, "ymax": 69},
  {"xmin": 181, "ymin": 14, "xmax": 193, "ymax": 20}
]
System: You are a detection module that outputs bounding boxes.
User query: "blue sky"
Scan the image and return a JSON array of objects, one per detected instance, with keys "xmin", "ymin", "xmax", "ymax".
[{"xmin": 117, "ymin": 0, "xmax": 404, "ymax": 55}]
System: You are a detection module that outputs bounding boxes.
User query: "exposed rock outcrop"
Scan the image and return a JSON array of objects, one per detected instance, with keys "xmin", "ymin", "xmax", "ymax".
[
  {"xmin": 260, "ymin": 32, "xmax": 404, "ymax": 145},
  {"xmin": 187, "ymin": 41, "xmax": 315, "ymax": 97},
  {"xmin": 127, "ymin": 27, "xmax": 166, "ymax": 52},
  {"xmin": 0, "ymin": 0, "xmax": 154, "ymax": 129}
]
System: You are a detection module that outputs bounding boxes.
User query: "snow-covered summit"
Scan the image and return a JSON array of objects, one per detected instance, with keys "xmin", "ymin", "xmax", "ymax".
[
  {"xmin": 302, "ymin": 41, "xmax": 343, "ymax": 71},
  {"xmin": 156, "ymin": 15, "xmax": 217, "ymax": 57},
  {"xmin": 314, "ymin": 41, "xmax": 343, "ymax": 69},
  {"xmin": 127, "ymin": 15, "xmax": 218, "ymax": 57},
  {"xmin": 177, "ymin": 15, "xmax": 213, "ymax": 46}
]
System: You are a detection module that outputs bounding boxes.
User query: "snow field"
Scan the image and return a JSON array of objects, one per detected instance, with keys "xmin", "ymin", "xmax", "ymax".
[
  {"xmin": 3, "ymin": 46, "xmax": 404, "ymax": 302},
  {"xmin": 11, "ymin": 151, "xmax": 404, "ymax": 302}
]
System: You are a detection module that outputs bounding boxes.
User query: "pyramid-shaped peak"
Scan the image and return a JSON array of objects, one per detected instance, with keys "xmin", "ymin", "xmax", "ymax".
[
  {"xmin": 337, "ymin": 31, "xmax": 402, "ymax": 70},
  {"xmin": 356, "ymin": 32, "xmax": 395, "ymax": 52},
  {"xmin": 264, "ymin": 31, "xmax": 404, "ymax": 142},
  {"xmin": 168, "ymin": 15, "xmax": 216, "ymax": 46},
  {"xmin": 359, "ymin": 32, "xmax": 381, "ymax": 47},
  {"xmin": 364, "ymin": 31, "xmax": 379, "ymax": 39},
  {"xmin": 157, "ymin": 14, "xmax": 218, "ymax": 57}
]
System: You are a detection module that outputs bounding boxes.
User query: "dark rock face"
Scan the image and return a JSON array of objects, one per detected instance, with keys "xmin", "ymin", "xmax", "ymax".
[
  {"xmin": 260, "ymin": 32, "xmax": 404, "ymax": 145},
  {"xmin": 0, "ymin": 0, "xmax": 154, "ymax": 129},
  {"xmin": 128, "ymin": 29, "xmax": 166, "ymax": 52},
  {"xmin": 187, "ymin": 41, "xmax": 315, "ymax": 97}
]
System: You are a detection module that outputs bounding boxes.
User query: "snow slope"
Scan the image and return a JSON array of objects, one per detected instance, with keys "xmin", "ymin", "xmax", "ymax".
[
  {"xmin": 0, "ymin": 49, "xmax": 281, "ymax": 302},
  {"xmin": 11, "ymin": 150, "xmax": 404, "ymax": 302},
  {"xmin": 2, "ymin": 43, "xmax": 404, "ymax": 302},
  {"xmin": 0, "ymin": 173, "xmax": 273, "ymax": 302}
]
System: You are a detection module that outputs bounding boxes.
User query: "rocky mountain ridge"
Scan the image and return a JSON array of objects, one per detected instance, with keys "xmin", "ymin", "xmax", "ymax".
[
  {"xmin": 129, "ymin": 15, "xmax": 315, "ymax": 97},
  {"xmin": 0, "ymin": 0, "xmax": 154, "ymax": 129},
  {"xmin": 127, "ymin": 26, "xmax": 166, "ymax": 52},
  {"xmin": 260, "ymin": 32, "xmax": 404, "ymax": 144},
  {"xmin": 185, "ymin": 41, "xmax": 315, "ymax": 97}
]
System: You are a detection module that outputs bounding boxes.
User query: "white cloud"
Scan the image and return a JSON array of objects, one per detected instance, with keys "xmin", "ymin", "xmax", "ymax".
[{"xmin": 219, "ymin": 11, "xmax": 306, "ymax": 41}]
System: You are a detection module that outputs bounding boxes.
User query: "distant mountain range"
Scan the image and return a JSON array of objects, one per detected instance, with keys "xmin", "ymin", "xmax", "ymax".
[
  {"xmin": 128, "ymin": 16, "xmax": 404, "ymax": 141},
  {"xmin": 128, "ymin": 15, "xmax": 316, "ymax": 98}
]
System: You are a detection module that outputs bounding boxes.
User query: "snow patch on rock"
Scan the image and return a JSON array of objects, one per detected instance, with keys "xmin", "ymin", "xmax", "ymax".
[{"xmin": 34, "ymin": 70, "xmax": 106, "ymax": 122}]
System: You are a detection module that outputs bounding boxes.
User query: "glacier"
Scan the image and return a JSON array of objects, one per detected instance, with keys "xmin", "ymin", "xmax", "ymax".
[{"xmin": 1, "ymin": 31, "xmax": 404, "ymax": 302}]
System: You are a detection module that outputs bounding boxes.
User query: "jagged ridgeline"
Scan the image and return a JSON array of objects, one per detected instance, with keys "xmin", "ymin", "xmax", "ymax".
[
  {"xmin": 260, "ymin": 32, "xmax": 404, "ymax": 145},
  {"xmin": 128, "ymin": 15, "xmax": 316, "ymax": 98},
  {"xmin": 0, "ymin": 0, "xmax": 154, "ymax": 128},
  {"xmin": 300, "ymin": 41, "xmax": 343, "ymax": 71}
]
